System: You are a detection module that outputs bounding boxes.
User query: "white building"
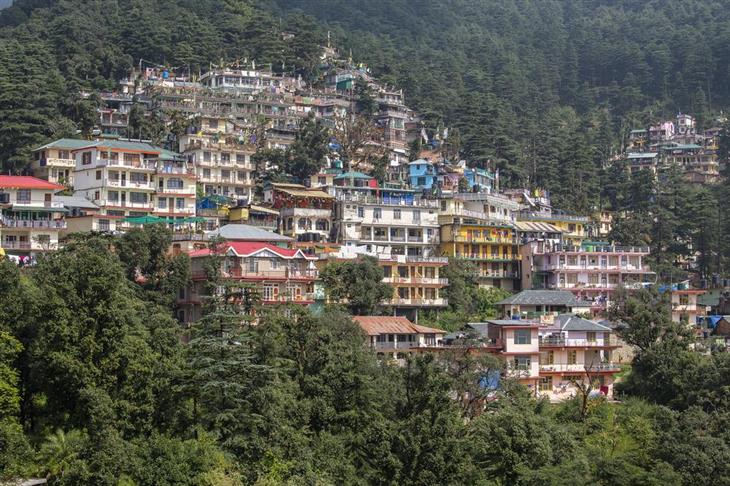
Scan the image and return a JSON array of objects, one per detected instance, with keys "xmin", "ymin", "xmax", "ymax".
[
  {"xmin": 336, "ymin": 190, "xmax": 440, "ymax": 257},
  {"xmin": 0, "ymin": 176, "xmax": 66, "ymax": 256},
  {"xmin": 31, "ymin": 138, "xmax": 90, "ymax": 186},
  {"xmin": 179, "ymin": 116, "xmax": 255, "ymax": 202}
]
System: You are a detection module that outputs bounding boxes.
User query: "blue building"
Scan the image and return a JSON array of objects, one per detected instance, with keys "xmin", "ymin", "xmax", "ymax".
[
  {"xmin": 408, "ymin": 159, "xmax": 437, "ymax": 190},
  {"xmin": 464, "ymin": 167, "xmax": 495, "ymax": 192}
]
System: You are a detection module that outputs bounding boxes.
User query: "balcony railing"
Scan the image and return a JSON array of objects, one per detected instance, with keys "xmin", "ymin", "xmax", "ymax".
[
  {"xmin": 538, "ymin": 336, "xmax": 619, "ymax": 347},
  {"xmin": 390, "ymin": 297, "xmax": 448, "ymax": 307},
  {"xmin": 191, "ymin": 268, "xmax": 318, "ymax": 280},
  {"xmin": 279, "ymin": 207, "xmax": 333, "ymax": 218},
  {"xmin": 383, "ymin": 277, "xmax": 449, "ymax": 285},
  {"xmin": 105, "ymin": 179, "xmax": 154, "ymax": 190},
  {"xmin": 539, "ymin": 363, "xmax": 621, "ymax": 372},
  {"xmin": 1, "ymin": 218, "xmax": 67, "ymax": 229},
  {"xmin": 40, "ymin": 157, "xmax": 76, "ymax": 168},
  {"xmin": 453, "ymin": 235, "xmax": 518, "ymax": 244},
  {"xmin": 99, "ymin": 159, "xmax": 155, "ymax": 170},
  {"xmin": 552, "ymin": 245, "xmax": 650, "ymax": 254},
  {"xmin": 517, "ymin": 211, "xmax": 591, "ymax": 223}
]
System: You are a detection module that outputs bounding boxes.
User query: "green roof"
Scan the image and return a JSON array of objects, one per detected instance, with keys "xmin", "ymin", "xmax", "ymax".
[
  {"xmin": 158, "ymin": 148, "xmax": 184, "ymax": 161},
  {"xmin": 334, "ymin": 171, "xmax": 373, "ymax": 180},
  {"xmin": 34, "ymin": 138, "xmax": 91, "ymax": 152}
]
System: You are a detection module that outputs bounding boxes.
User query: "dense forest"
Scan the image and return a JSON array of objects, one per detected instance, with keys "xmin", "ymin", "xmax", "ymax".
[{"xmin": 2, "ymin": 226, "xmax": 730, "ymax": 485}]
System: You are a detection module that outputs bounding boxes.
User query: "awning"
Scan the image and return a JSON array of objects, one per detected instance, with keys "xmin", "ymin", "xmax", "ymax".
[{"xmin": 515, "ymin": 221, "xmax": 563, "ymax": 233}]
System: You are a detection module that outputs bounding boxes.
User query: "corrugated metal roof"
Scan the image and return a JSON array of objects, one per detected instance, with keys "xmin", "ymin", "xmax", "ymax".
[
  {"xmin": 54, "ymin": 195, "xmax": 99, "ymax": 210},
  {"xmin": 515, "ymin": 221, "xmax": 563, "ymax": 233},
  {"xmin": 0, "ymin": 176, "xmax": 64, "ymax": 190},
  {"xmin": 277, "ymin": 187, "xmax": 333, "ymax": 198},
  {"xmin": 497, "ymin": 290, "xmax": 592, "ymax": 307},
  {"xmin": 34, "ymin": 138, "xmax": 91, "ymax": 151},
  {"xmin": 557, "ymin": 314, "xmax": 612, "ymax": 332},
  {"xmin": 352, "ymin": 316, "xmax": 444, "ymax": 336},
  {"xmin": 210, "ymin": 224, "xmax": 292, "ymax": 242},
  {"xmin": 71, "ymin": 140, "xmax": 162, "ymax": 152}
]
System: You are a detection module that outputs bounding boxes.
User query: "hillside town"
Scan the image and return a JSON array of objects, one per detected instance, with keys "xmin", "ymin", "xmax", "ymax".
[{"xmin": 2, "ymin": 47, "xmax": 726, "ymax": 406}]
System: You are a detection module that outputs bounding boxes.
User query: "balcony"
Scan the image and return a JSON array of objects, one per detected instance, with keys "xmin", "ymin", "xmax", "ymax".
[
  {"xmin": 383, "ymin": 277, "xmax": 449, "ymax": 285},
  {"xmin": 98, "ymin": 199, "xmax": 153, "ymax": 210},
  {"xmin": 452, "ymin": 235, "xmax": 518, "ymax": 245},
  {"xmin": 1, "ymin": 240, "xmax": 57, "ymax": 251},
  {"xmin": 279, "ymin": 207, "xmax": 332, "ymax": 218},
  {"xmin": 552, "ymin": 244, "xmax": 650, "ymax": 254},
  {"xmin": 538, "ymin": 336, "xmax": 619, "ymax": 348},
  {"xmin": 539, "ymin": 363, "xmax": 621, "ymax": 373},
  {"xmin": 99, "ymin": 159, "xmax": 155, "ymax": 171},
  {"xmin": 390, "ymin": 297, "xmax": 448, "ymax": 307},
  {"xmin": 458, "ymin": 254, "xmax": 518, "ymax": 262},
  {"xmin": 193, "ymin": 267, "xmax": 318, "ymax": 281},
  {"xmin": 478, "ymin": 272, "xmax": 520, "ymax": 279},
  {"xmin": 9, "ymin": 200, "xmax": 66, "ymax": 210},
  {"xmin": 372, "ymin": 340, "xmax": 434, "ymax": 351},
  {"xmin": 40, "ymin": 157, "xmax": 75, "ymax": 168},
  {"xmin": 1, "ymin": 218, "xmax": 67, "ymax": 229},
  {"xmin": 105, "ymin": 179, "xmax": 154, "ymax": 190},
  {"xmin": 517, "ymin": 211, "xmax": 590, "ymax": 223}
]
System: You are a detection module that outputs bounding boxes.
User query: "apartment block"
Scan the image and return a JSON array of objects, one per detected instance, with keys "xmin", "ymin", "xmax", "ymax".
[
  {"xmin": 179, "ymin": 116, "xmax": 255, "ymax": 201},
  {"xmin": 521, "ymin": 241, "xmax": 655, "ymax": 314},
  {"xmin": 516, "ymin": 210, "xmax": 591, "ymax": 246},
  {"xmin": 268, "ymin": 183, "xmax": 335, "ymax": 244},
  {"xmin": 439, "ymin": 193, "xmax": 521, "ymax": 290},
  {"xmin": 537, "ymin": 315, "xmax": 621, "ymax": 400},
  {"xmin": 0, "ymin": 176, "xmax": 66, "ymax": 256},
  {"xmin": 336, "ymin": 188, "xmax": 440, "ymax": 258}
]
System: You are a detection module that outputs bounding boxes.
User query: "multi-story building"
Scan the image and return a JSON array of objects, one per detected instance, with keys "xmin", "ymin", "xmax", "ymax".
[
  {"xmin": 439, "ymin": 193, "xmax": 522, "ymax": 290},
  {"xmin": 666, "ymin": 287, "xmax": 707, "ymax": 325},
  {"xmin": 408, "ymin": 159, "xmax": 437, "ymax": 191},
  {"xmin": 465, "ymin": 320, "xmax": 542, "ymax": 389},
  {"xmin": 375, "ymin": 87, "xmax": 408, "ymax": 150},
  {"xmin": 537, "ymin": 314, "xmax": 621, "ymax": 400},
  {"xmin": 0, "ymin": 176, "xmax": 66, "ymax": 256},
  {"xmin": 72, "ymin": 140, "xmax": 160, "ymax": 223},
  {"xmin": 179, "ymin": 239, "xmax": 318, "ymax": 324},
  {"xmin": 625, "ymin": 152, "xmax": 659, "ymax": 175},
  {"xmin": 179, "ymin": 116, "xmax": 256, "ymax": 201},
  {"xmin": 152, "ymin": 150, "xmax": 197, "ymax": 222},
  {"xmin": 31, "ymin": 138, "xmax": 90, "ymax": 186},
  {"xmin": 661, "ymin": 143, "xmax": 719, "ymax": 184},
  {"xmin": 352, "ymin": 315, "xmax": 445, "ymax": 361},
  {"xmin": 335, "ymin": 188, "xmax": 440, "ymax": 258},
  {"xmin": 267, "ymin": 183, "xmax": 335, "ymax": 244},
  {"xmin": 516, "ymin": 210, "xmax": 591, "ymax": 246},
  {"xmin": 497, "ymin": 290, "xmax": 592, "ymax": 322},
  {"xmin": 521, "ymin": 241, "xmax": 655, "ymax": 315}
]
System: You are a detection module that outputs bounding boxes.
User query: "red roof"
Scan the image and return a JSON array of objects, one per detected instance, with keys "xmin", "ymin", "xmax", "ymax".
[
  {"xmin": 188, "ymin": 241, "xmax": 312, "ymax": 260},
  {"xmin": 352, "ymin": 316, "xmax": 445, "ymax": 336},
  {"xmin": 0, "ymin": 176, "xmax": 64, "ymax": 190}
]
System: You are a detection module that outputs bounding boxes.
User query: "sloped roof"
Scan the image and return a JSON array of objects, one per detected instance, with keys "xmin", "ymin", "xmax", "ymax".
[
  {"xmin": 70, "ymin": 140, "xmax": 162, "ymax": 153},
  {"xmin": 352, "ymin": 316, "xmax": 445, "ymax": 336},
  {"xmin": 210, "ymin": 224, "xmax": 292, "ymax": 242},
  {"xmin": 54, "ymin": 195, "xmax": 99, "ymax": 210},
  {"xmin": 34, "ymin": 138, "xmax": 91, "ymax": 151},
  {"xmin": 276, "ymin": 187, "xmax": 333, "ymax": 199},
  {"xmin": 515, "ymin": 221, "xmax": 563, "ymax": 233},
  {"xmin": 189, "ymin": 241, "xmax": 314, "ymax": 260},
  {"xmin": 497, "ymin": 290, "xmax": 592, "ymax": 307},
  {"xmin": 408, "ymin": 159, "xmax": 433, "ymax": 165},
  {"xmin": 0, "ymin": 176, "xmax": 64, "ymax": 190},
  {"xmin": 334, "ymin": 171, "xmax": 372, "ymax": 180},
  {"xmin": 556, "ymin": 314, "xmax": 612, "ymax": 332}
]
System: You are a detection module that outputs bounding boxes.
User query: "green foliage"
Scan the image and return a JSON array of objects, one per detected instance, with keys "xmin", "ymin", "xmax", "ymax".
[{"xmin": 319, "ymin": 256, "xmax": 393, "ymax": 314}]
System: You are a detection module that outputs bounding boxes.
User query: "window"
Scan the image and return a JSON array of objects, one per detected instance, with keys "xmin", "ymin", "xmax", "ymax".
[
  {"xmin": 203, "ymin": 169, "xmax": 211, "ymax": 178},
  {"xmin": 262, "ymin": 284, "xmax": 277, "ymax": 301},
  {"xmin": 208, "ymin": 119, "xmax": 218, "ymax": 129},
  {"xmin": 167, "ymin": 178, "xmax": 184, "ymax": 189},
  {"xmin": 129, "ymin": 192, "xmax": 148, "ymax": 204},
  {"xmin": 95, "ymin": 170, "xmax": 102, "ymax": 180},
  {"xmin": 393, "ymin": 209, "xmax": 401, "ymax": 220},
  {"xmin": 16, "ymin": 189, "xmax": 30, "ymax": 203},
  {"xmin": 586, "ymin": 332, "xmax": 596, "ymax": 343},
  {"xmin": 373, "ymin": 208, "xmax": 382, "ymax": 219},
  {"xmin": 418, "ymin": 177, "xmax": 426, "ymax": 186},
  {"xmin": 130, "ymin": 173, "xmax": 147, "ymax": 184},
  {"xmin": 237, "ymin": 171, "xmax": 246, "ymax": 181},
  {"xmin": 221, "ymin": 170, "xmax": 231, "ymax": 180},
  {"xmin": 58, "ymin": 150, "xmax": 70, "ymax": 159},
  {"xmin": 203, "ymin": 152, "xmax": 211, "ymax": 162},
  {"xmin": 98, "ymin": 219, "xmax": 110, "ymax": 232},
  {"xmin": 679, "ymin": 294, "xmax": 689, "ymax": 305},
  {"xmin": 382, "ymin": 266, "xmax": 392, "ymax": 278},
  {"xmin": 513, "ymin": 355, "xmax": 531, "ymax": 370},
  {"xmin": 318, "ymin": 176, "xmax": 326, "ymax": 185},
  {"xmin": 158, "ymin": 198, "xmax": 167, "ymax": 209},
  {"xmin": 247, "ymin": 258, "xmax": 258, "ymax": 273},
  {"xmin": 176, "ymin": 198, "xmax": 185, "ymax": 209},
  {"xmin": 514, "ymin": 329, "xmax": 531, "ymax": 345},
  {"xmin": 221, "ymin": 153, "xmax": 230, "ymax": 163},
  {"xmin": 108, "ymin": 191, "xmax": 119, "ymax": 203},
  {"xmin": 357, "ymin": 207, "xmax": 364, "ymax": 218},
  {"xmin": 541, "ymin": 351, "xmax": 554, "ymax": 365},
  {"xmin": 82, "ymin": 152, "xmax": 92, "ymax": 165},
  {"xmin": 271, "ymin": 259, "xmax": 280, "ymax": 270},
  {"xmin": 412, "ymin": 210, "xmax": 421, "ymax": 222},
  {"xmin": 539, "ymin": 376, "xmax": 553, "ymax": 391},
  {"xmin": 567, "ymin": 350, "xmax": 577, "ymax": 365}
]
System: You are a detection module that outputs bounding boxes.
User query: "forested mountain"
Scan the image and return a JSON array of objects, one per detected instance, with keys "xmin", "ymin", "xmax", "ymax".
[{"xmin": 267, "ymin": 0, "xmax": 730, "ymax": 187}]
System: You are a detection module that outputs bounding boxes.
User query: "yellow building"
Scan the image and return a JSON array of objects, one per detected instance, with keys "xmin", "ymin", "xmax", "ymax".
[
  {"xmin": 439, "ymin": 197, "xmax": 520, "ymax": 291},
  {"xmin": 517, "ymin": 211, "xmax": 591, "ymax": 246}
]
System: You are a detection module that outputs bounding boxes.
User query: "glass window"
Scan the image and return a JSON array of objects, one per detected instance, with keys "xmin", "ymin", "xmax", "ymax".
[
  {"xmin": 586, "ymin": 332, "xmax": 596, "ymax": 343},
  {"xmin": 373, "ymin": 208, "xmax": 382, "ymax": 219},
  {"xmin": 513, "ymin": 355, "xmax": 531, "ymax": 370},
  {"xmin": 158, "ymin": 198, "xmax": 167, "ymax": 209},
  {"xmin": 539, "ymin": 376, "xmax": 553, "ymax": 391},
  {"xmin": 176, "ymin": 198, "xmax": 185, "ymax": 209},
  {"xmin": 357, "ymin": 207, "xmax": 364, "ymax": 218},
  {"xmin": 16, "ymin": 189, "xmax": 30, "ymax": 203},
  {"xmin": 167, "ymin": 178, "xmax": 184, "ymax": 189},
  {"xmin": 393, "ymin": 209, "xmax": 401, "ymax": 219},
  {"xmin": 567, "ymin": 350, "xmax": 577, "ymax": 365},
  {"xmin": 514, "ymin": 329, "xmax": 531, "ymax": 345}
]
